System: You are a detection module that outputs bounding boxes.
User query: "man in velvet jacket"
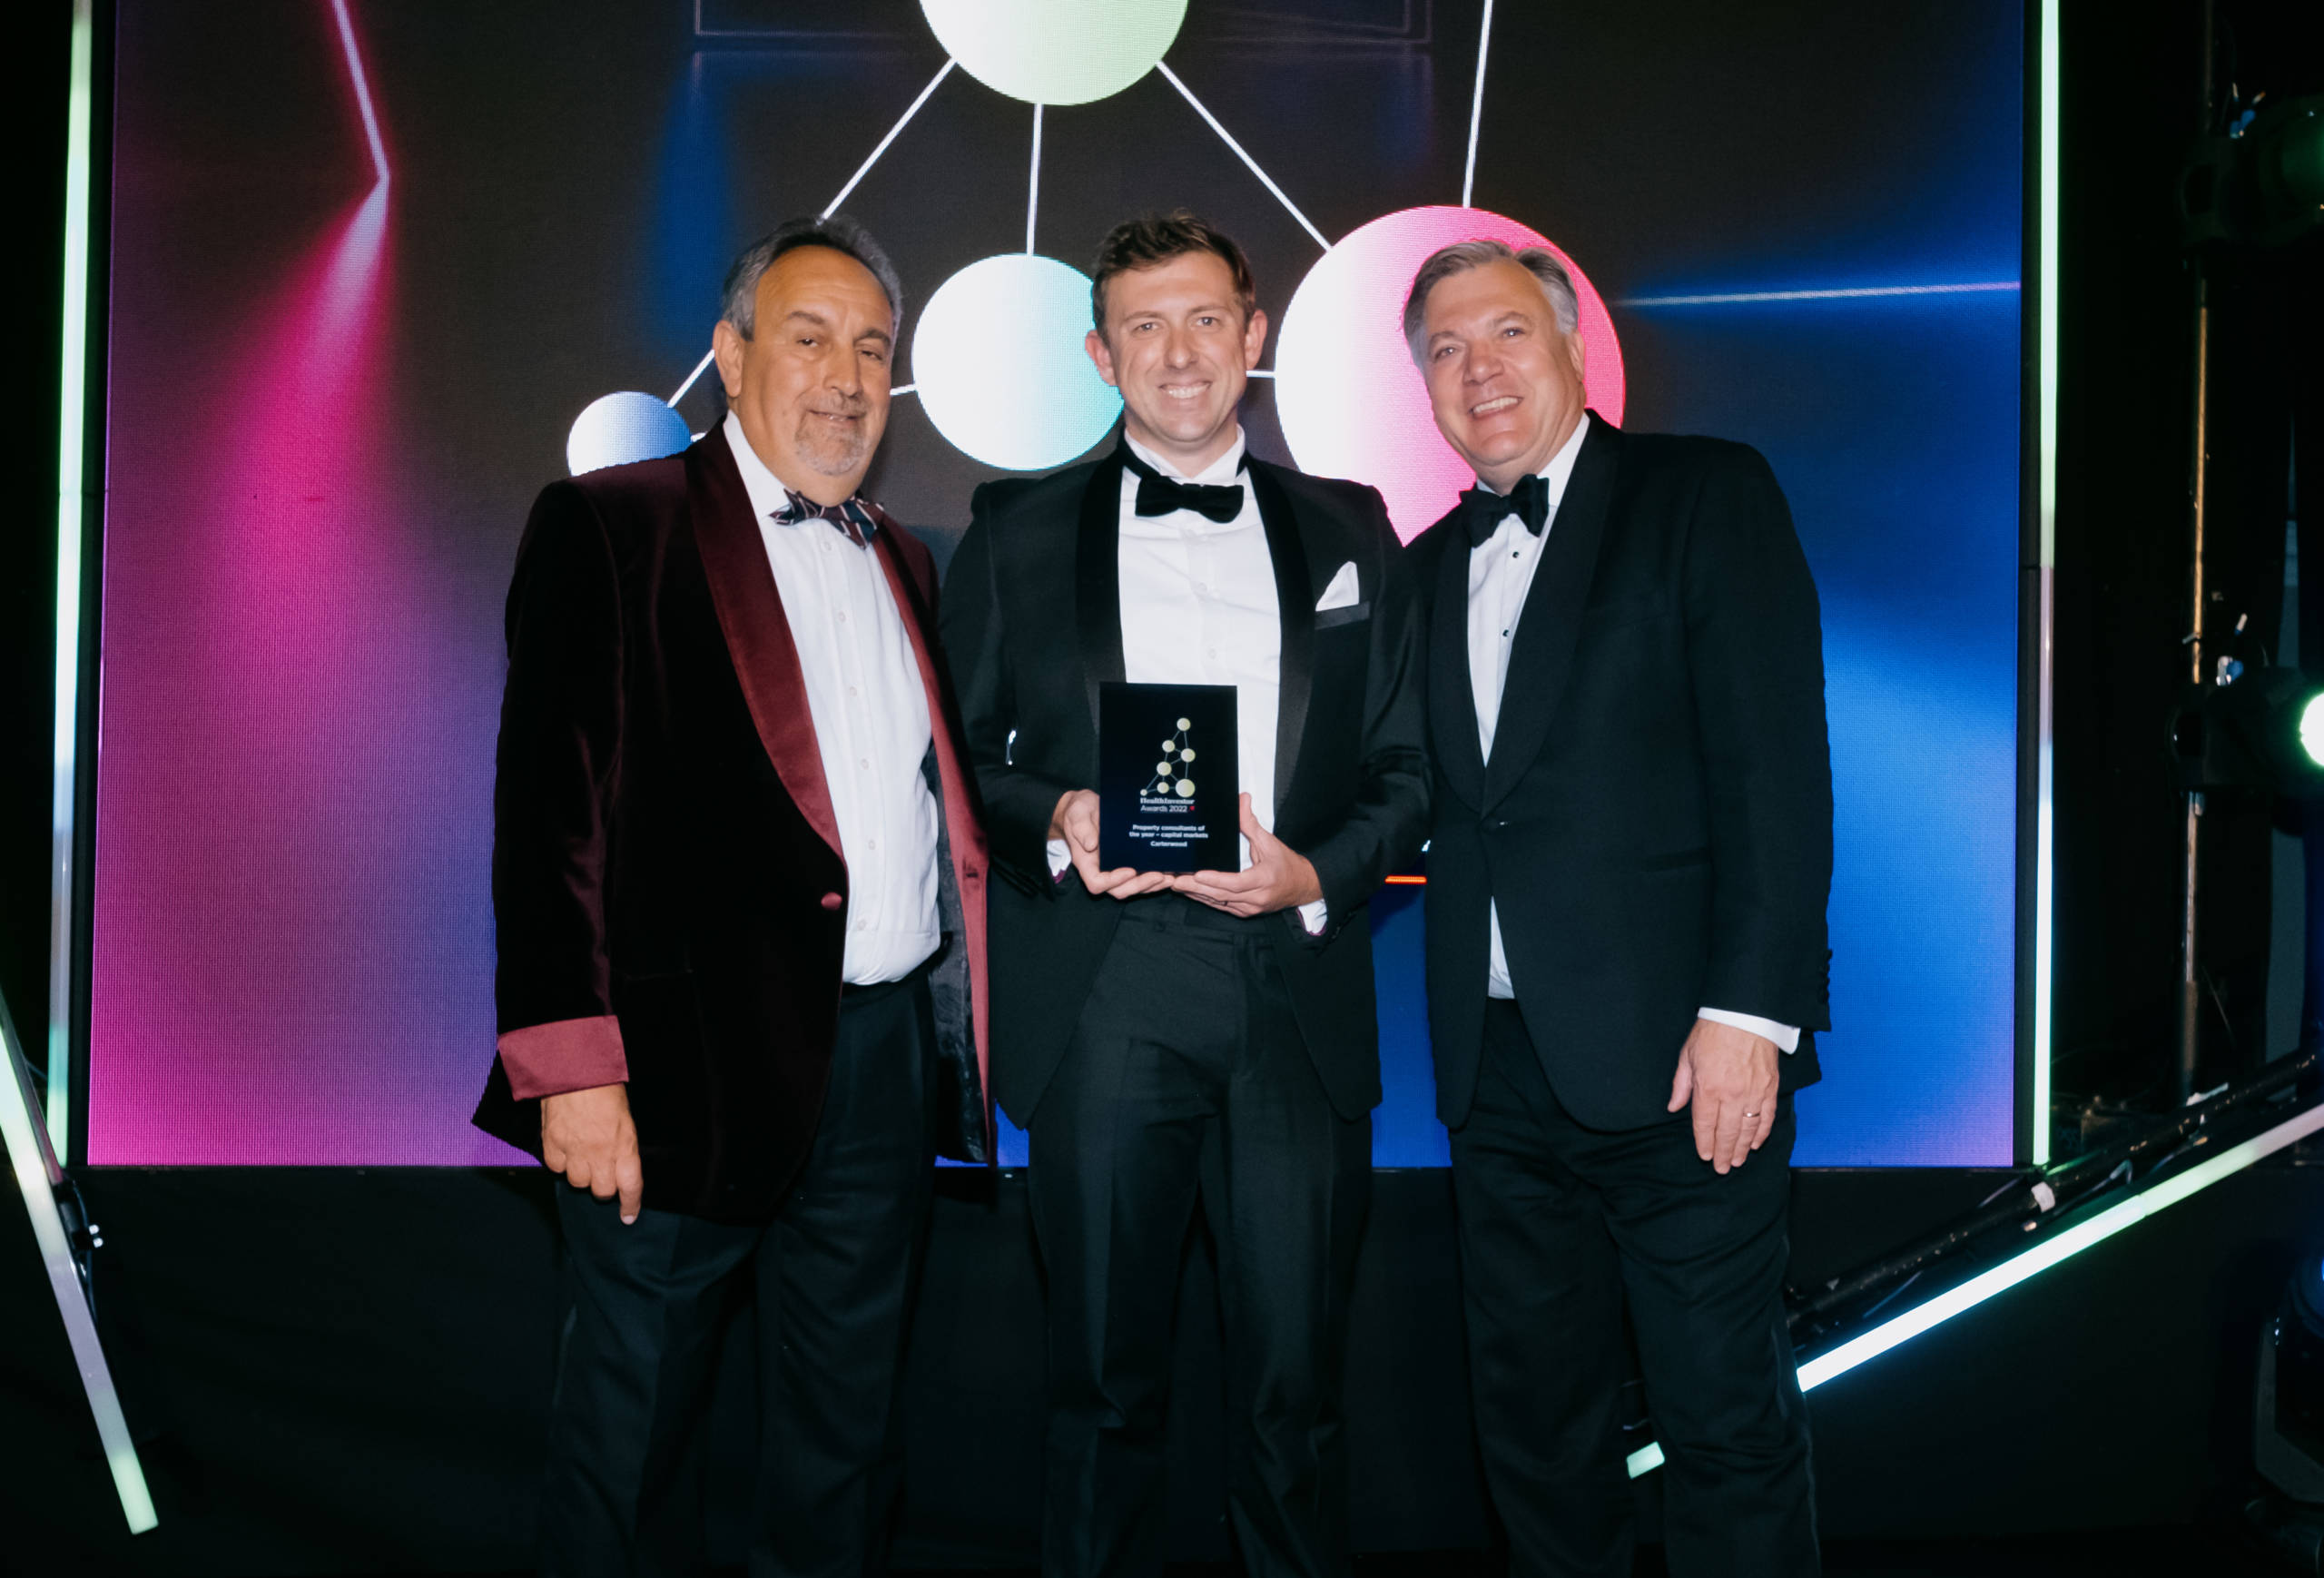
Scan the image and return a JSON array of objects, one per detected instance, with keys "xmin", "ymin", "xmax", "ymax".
[
  {"xmin": 1403, "ymin": 241, "xmax": 1833, "ymax": 1575},
  {"xmin": 941, "ymin": 213, "xmax": 1427, "ymax": 1578},
  {"xmin": 472, "ymin": 216, "xmax": 989, "ymax": 1578}
]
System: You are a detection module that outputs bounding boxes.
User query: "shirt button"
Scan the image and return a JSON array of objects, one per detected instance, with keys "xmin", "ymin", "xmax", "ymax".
[
  {"xmin": 867, "ymin": 837, "xmax": 879, "ymax": 851},
  {"xmin": 859, "ymin": 757, "xmax": 871, "ymax": 770},
  {"xmin": 847, "ymin": 685, "xmax": 859, "ymax": 698},
  {"xmin": 836, "ymin": 610, "xmax": 848, "ymax": 623},
  {"xmin": 1206, "ymin": 647, "xmax": 1218, "ymax": 659}
]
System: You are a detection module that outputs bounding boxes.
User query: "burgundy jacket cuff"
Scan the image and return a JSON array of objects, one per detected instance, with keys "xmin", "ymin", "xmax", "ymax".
[{"xmin": 497, "ymin": 1015, "xmax": 628, "ymax": 1101}]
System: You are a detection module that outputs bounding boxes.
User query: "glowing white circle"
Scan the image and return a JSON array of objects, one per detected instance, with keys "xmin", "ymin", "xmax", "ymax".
[
  {"xmin": 919, "ymin": 0, "xmax": 1187, "ymax": 106},
  {"xmin": 566, "ymin": 392, "xmax": 692, "ymax": 477},
  {"xmin": 2300, "ymin": 694, "xmax": 2324, "ymax": 767},
  {"xmin": 911, "ymin": 254, "xmax": 1121, "ymax": 471}
]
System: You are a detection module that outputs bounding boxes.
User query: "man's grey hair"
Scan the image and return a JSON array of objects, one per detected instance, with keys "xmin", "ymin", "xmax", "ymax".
[
  {"xmin": 719, "ymin": 214, "xmax": 905, "ymax": 339},
  {"xmin": 1402, "ymin": 238, "xmax": 1578, "ymax": 360}
]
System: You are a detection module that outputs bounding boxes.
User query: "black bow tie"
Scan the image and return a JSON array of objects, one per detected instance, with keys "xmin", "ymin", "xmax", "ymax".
[
  {"xmin": 775, "ymin": 488, "xmax": 877, "ymax": 546},
  {"xmin": 1122, "ymin": 447, "xmax": 1246, "ymax": 525},
  {"xmin": 1460, "ymin": 472, "xmax": 1551, "ymax": 547}
]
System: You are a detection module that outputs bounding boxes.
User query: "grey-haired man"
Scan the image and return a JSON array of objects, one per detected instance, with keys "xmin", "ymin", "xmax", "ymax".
[
  {"xmin": 1403, "ymin": 239, "xmax": 1832, "ymax": 1576},
  {"xmin": 475, "ymin": 216, "xmax": 991, "ymax": 1576}
]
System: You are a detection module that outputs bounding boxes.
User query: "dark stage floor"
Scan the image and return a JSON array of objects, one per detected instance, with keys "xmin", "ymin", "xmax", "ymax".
[
  {"xmin": 893, "ymin": 1531, "xmax": 2291, "ymax": 1576},
  {"xmin": 363, "ymin": 1530, "xmax": 2298, "ymax": 1578}
]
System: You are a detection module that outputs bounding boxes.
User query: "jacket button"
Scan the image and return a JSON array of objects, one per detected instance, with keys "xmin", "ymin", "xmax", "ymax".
[{"xmin": 820, "ymin": 892, "xmax": 843, "ymax": 911}]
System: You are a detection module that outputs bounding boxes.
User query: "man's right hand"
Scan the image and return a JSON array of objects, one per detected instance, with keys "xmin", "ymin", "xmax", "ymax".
[
  {"xmin": 541, "ymin": 1082, "xmax": 644, "ymax": 1224},
  {"xmin": 1051, "ymin": 788, "xmax": 1172, "ymax": 901}
]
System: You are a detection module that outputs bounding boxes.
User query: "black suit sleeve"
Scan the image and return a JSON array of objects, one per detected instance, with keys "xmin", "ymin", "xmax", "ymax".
[
  {"xmin": 1298, "ymin": 489, "xmax": 1431, "ymax": 934},
  {"xmin": 940, "ymin": 487, "xmax": 1076, "ymax": 893},
  {"xmin": 1684, "ymin": 449, "xmax": 1834, "ymax": 1031},
  {"xmin": 492, "ymin": 481, "xmax": 623, "ymax": 1034}
]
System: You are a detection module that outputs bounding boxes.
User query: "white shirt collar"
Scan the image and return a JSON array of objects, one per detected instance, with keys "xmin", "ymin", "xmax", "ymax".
[
  {"xmin": 723, "ymin": 410, "xmax": 812, "ymax": 526},
  {"xmin": 1125, "ymin": 427, "xmax": 1247, "ymax": 487},
  {"xmin": 1476, "ymin": 410, "xmax": 1591, "ymax": 510}
]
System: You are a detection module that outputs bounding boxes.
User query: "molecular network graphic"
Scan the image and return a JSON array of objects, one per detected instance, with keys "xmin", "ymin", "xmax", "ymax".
[
  {"xmin": 1146, "ymin": 719, "xmax": 1199, "ymax": 802},
  {"xmin": 564, "ymin": 0, "xmax": 1630, "ymax": 542}
]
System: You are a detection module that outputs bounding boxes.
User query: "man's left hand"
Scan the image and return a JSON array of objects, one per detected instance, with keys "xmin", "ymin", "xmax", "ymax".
[
  {"xmin": 1171, "ymin": 793, "xmax": 1324, "ymax": 917},
  {"xmin": 1666, "ymin": 1017, "xmax": 1779, "ymax": 1174}
]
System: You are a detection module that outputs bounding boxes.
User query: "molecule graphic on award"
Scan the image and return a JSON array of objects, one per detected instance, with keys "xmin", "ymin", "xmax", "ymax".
[{"xmin": 1147, "ymin": 722, "xmax": 1198, "ymax": 803}]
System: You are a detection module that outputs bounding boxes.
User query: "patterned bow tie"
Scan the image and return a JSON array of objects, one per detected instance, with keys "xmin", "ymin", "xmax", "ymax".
[
  {"xmin": 1460, "ymin": 471, "xmax": 1551, "ymax": 547},
  {"xmin": 776, "ymin": 488, "xmax": 878, "ymax": 547},
  {"xmin": 1122, "ymin": 447, "xmax": 1246, "ymax": 525}
]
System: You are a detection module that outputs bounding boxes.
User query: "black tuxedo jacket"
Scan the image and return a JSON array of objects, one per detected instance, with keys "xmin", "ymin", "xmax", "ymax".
[
  {"xmin": 940, "ymin": 441, "xmax": 1430, "ymax": 1126},
  {"xmin": 1408, "ymin": 416, "xmax": 1833, "ymax": 1133},
  {"xmin": 473, "ymin": 428, "xmax": 991, "ymax": 1222}
]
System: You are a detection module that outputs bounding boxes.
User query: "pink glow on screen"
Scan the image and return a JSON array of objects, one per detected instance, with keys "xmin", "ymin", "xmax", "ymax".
[
  {"xmin": 1273, "ymin": 207, "xmax": 1627, "ymax": 542},
  {"xmin": 86, "ymin": 5, "xmax": 514, "ymax": 1165}
]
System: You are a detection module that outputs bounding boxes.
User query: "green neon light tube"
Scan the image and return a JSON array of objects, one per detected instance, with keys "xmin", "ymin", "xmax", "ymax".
[
  {"xmin": 48, "ymin": 0, "xmax": 94, "ymax": 1159},
  {"xmin": 1629, "ymin": 1094, "xmax": 2324, "ymax": 1479},
  {"xmin": 2029, "ymin": 0, "xmax": 2061, "ymax": 1171}
]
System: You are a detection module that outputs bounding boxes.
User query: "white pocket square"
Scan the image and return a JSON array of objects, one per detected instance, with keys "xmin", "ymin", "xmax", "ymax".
[{"xmin": 1315, "ymin": 561, "xmax": 1361, "ymax": 612}]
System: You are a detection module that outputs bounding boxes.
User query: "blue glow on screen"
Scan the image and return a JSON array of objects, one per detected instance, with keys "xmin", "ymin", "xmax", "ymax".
[{"xmin": 667, "ymin": 5, "xmax": 2024, "ymax": 1173}]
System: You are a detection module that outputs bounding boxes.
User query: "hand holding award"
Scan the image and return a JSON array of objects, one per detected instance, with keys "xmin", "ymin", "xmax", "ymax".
[{"xmin": 1050, "ymin": 788, "xmax": 1176, "ymax": 899}]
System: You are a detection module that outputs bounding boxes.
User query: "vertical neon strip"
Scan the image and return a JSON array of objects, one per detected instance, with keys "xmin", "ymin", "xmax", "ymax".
[
  {"xmin": 2031, "ymin": 0, "xmax": 2060, "ymax": 1166},
  {"xmin": 48, "ymin": 0, "xmax": 94, "ymax": 1158}
]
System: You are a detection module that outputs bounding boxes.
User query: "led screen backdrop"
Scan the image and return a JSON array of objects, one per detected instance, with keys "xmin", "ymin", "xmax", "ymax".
[{"xmin": 86, "ymin": 0, "xmax": 2024, "ymax": 1167}]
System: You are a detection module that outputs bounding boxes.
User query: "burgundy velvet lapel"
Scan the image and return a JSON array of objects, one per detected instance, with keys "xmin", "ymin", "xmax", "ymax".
[{"xmin": 684, "ymin": 428, "xmax": 843, "ymax": 863}]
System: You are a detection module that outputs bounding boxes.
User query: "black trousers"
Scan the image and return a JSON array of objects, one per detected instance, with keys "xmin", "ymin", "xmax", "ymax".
[
  {"xmin": 1451, "ymin": 1000, "xmax": 1817, "ymax": 1578},
  {"xmin": 1028, "ymin": 897, "xmax": 1373, "ymax": 1578},
  {"xmin": 538, "ymin": 973, "xmax": 937, "ymax": 1578}
]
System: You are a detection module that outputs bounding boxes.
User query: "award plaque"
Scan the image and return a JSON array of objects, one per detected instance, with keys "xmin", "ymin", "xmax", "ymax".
[{"xmin": 1098, "ymin": 682, "xmax": 1239, "ymax": 873}]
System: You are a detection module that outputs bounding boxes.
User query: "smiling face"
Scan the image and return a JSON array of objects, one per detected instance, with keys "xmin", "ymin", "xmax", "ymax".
[
  {"xmin": 1086, "ymin": 250, "xmax": 1268, "ymax": 475},
  {"xmin": 712, "ymin": 243, "xmax": 894, "ymax": 504},
  {"xmin": 1415, "ymin": 258, "xmax": 1588, "ymax": 495}
]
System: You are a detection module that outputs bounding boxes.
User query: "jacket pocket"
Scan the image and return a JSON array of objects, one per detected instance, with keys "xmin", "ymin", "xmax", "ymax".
[{"xmin": 1636, "ymin": 845, "xmax": 1709, "ymax": 873}]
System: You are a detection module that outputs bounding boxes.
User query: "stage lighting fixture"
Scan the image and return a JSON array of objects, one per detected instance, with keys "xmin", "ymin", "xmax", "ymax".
[
  {"xmin": 2171, "ymin": 661, "xmax": 2324, "ymax": 796},
  {"xmin": 1623, "ymin": 1055, "xmax": 2324, "ymax": 1479},
  {"xmin": 2182, "ymin": 92, "xmax": 2324, "ymax": 249},
  {"xmin": 2302, "ymin": 695, "xmax": 2324, "ymax": 771}
]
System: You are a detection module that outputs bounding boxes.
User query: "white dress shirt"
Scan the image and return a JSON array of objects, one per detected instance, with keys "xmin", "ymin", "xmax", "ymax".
[
  {"xmin": 1466, "ymin": 413, "xmax": 1796, "ymax": 1051},
  {"xmin": 1047, "ymin": 429, "xmax": 1326, "ymax": 933},
  {"xmin": 724, "ymin": 413, "xmax": 940, "ymax": 984}
]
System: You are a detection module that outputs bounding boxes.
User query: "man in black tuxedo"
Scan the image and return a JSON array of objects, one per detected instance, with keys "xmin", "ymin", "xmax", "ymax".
[
  {"xmin": 940, "ymin": 212, "xmax": 1427, "ymax": 1578},
  {"xmin": 1403, "ymin": 240, "xmax": 1832, "ymax": 1575}
]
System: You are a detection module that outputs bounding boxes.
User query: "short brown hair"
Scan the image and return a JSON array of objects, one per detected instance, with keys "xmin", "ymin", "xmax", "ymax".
[{"xmin": 1089, "ymin": 210, "xmax": 1257, "ymax": 335}]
